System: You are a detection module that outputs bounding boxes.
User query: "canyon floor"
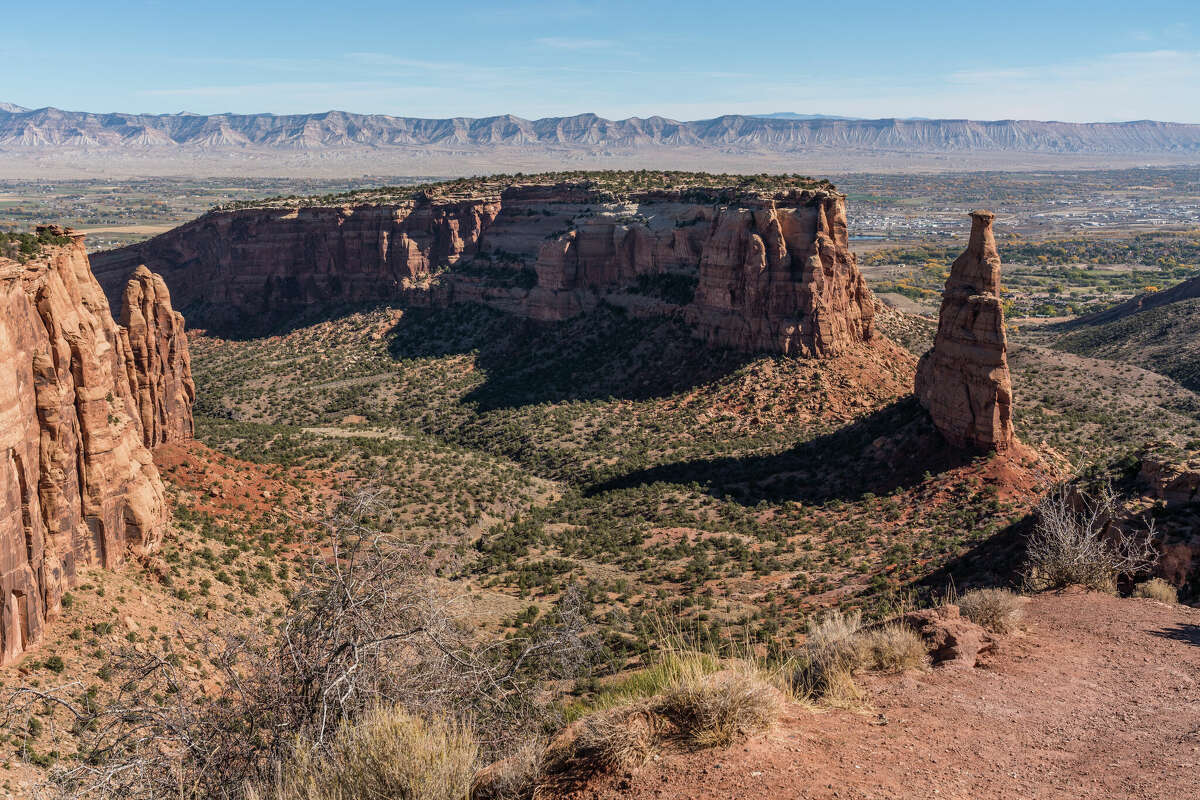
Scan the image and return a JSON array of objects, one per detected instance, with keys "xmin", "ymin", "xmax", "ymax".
[{"xmin": 551, "ymin": 590, "xmax": 1200, "ymax": 800}]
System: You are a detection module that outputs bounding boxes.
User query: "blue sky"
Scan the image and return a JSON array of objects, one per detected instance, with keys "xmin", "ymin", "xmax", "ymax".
[{"xmin": 4, "ymin": 0, "xmax": 1198, "ymax": 121}]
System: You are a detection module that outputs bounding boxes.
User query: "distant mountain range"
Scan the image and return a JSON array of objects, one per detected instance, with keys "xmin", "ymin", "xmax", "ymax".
[{"xmin": 3, "ymin": 105, "xmax": 1200, "ymax": 156}]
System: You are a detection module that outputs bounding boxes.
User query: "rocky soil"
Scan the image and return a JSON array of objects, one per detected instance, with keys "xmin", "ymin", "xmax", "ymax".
[{"xmin": 549, "ymin": 590, "xmax": 1200, "ymax": 800}]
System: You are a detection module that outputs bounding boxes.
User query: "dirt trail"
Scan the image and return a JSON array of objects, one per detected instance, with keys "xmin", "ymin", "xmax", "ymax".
[
  {"xmin": 557, "ymin": 591, "xmax": 1200, "ymax": 800},
  {"xmin": 301, "ymin": 426, "xmax": 415, "ymax": 441}
]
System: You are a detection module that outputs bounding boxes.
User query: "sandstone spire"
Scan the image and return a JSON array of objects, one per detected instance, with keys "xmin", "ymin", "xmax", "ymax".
[
  {"xmin": 914, "ymin": 210, "xmax": 1014, "ymax": 451},
  {"xmin": 120, "ymin": 265, "xmax": 195, "ymax": 447}
]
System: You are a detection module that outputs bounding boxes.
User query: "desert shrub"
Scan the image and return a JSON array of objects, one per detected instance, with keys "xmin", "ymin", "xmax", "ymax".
[
  {"xmin": 1023, "ymin": 485, "xmax": 1158, "ymax": 592},
  {"xmin": 1132, "ymin": 577, "xmax": 1178, "ymax": 603},
  {"xmin": 958, "ymin": 588, "xmax": 1025, "ymax": 634},
  {"xmin": 649, "ymin": 665, "xmax": 781, "ymax": 748},
  {"xmin": 791, "ymin": 610, "xmax": 869, "ymax": 705},
  {"xmin": 246, "ymin": 706, "xmax": 477, "ymax": 800},
  {"xmin": 792, "ymin": 610, "xmax": 927, "ymax": 704},
  {"xmin": 21, "ymin": 492, "xmax": 591, "ymax": 800}
]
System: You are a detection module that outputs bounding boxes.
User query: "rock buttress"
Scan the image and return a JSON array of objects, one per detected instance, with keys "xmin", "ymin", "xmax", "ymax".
[
  {"xmin": 915, "ymin": 210, "xmax": 1015, "ymax": 451},
  {"xmin": 120, "ymin": 266, "xmax": 195, "ymax": 446},
  {"xmin": 0, "ymin": 229, "xmax": 168, "ymax": 663},
  {"xmin": 689, "ymin": 190, "xmax": 875, "ymax": 356}
]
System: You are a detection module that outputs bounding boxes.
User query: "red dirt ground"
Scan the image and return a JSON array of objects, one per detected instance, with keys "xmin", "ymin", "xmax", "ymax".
[{"xmin": 553, "ymin": 590, "xmax": 1200, "ymax": 800}]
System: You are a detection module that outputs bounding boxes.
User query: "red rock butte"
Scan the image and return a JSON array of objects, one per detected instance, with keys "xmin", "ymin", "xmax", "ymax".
[
  {"xmin": 0, "ymin": 229, "xmax": 192, "ymax": 663},
  {"xmin": 915, "ymin": 210, "xmax": 1015, "ymax": 451},
  {"xmin": 91, "ymin": 180, "xmax": 876, "ymax": 357}
]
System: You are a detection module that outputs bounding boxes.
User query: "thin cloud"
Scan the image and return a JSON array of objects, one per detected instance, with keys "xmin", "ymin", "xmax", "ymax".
[
  {"xmin": 127, "ymin": 49, "xmax": 1200, "ymax": 123},
  {"xmin": 535, "ymin": 37, "xmax": 619, "ymax": 51}
]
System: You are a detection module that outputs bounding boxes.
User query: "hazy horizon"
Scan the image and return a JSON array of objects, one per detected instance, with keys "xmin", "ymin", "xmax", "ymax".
[
  {"xmin": 4, "ymin": 103, "xmax": 1199, "ymax": 126},
  {"xmin": 3, "ymin": 0, "xmax": 1198, "ymax": 124}
]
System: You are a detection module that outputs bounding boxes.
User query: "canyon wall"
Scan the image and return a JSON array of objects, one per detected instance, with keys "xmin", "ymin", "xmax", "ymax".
[
  {"xmin": 0, "ymin": 229, "xmax": 189, "ymax": 663},
  {"xmin": 92, "ymin": 183, "xmax": 875, "ymax": 356},
  {"xmin": 915, "ymin": 211, "xmax": 1015, "ymax": 451}
]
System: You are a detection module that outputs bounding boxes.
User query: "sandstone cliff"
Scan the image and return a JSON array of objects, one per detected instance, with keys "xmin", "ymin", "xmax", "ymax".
[
  {"xmin": 0, "ymin": 229, "xmax": 181, "ymax": 663},
  {"xmin": 914, "ymin": 211, "xmax": 1015, "ymax": 451},
  {"xmin": 120, "ymin": 266, "xmax": 196, "ymax": 446},
  {"xmin": 91, "ymin": 182, "xmax": 875, "ymax": 356},
  {"xmin": 688, "ymin": 190, "xmax": 874, "ymax": 356}
]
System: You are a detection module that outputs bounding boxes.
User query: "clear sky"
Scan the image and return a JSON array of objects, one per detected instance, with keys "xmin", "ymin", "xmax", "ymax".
[{"xmin": 4, "ymin": 0, "xmax": 1198, "ymax": 122}]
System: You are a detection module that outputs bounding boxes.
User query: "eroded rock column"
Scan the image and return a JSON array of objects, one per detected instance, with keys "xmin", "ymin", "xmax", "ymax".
[
  {"xmin": 915, "ymin": 210, "xmax": 1014, "ymax": 451},
  {"xmin": 120, "ymin": 265, "xmax": 195, "ymax": 447}
]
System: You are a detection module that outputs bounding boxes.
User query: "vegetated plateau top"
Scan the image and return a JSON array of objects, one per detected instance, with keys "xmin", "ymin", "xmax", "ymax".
[{"xmin": 214, "ymin": 170, "xmax": 837, "ymax": 211}]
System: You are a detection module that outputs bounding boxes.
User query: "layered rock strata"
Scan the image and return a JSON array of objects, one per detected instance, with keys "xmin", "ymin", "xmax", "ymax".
[
  {"xmin": 915, "ymin": 211, "xmax": 1015, "ymax": 451},
  {"xmin": 92, "ymin": 183, "xmax": 875, "ymax": 356},
  {"xmin": 1139, "ymin": 453, "xmax": 1200, "ymax": 506},
  {"xmin": 0, "ymin": 229, "xmax": 185, "ymax": 663},
  {"xmin": 120, "ymin": 266, "xmax": 196, "ymax": 446}
]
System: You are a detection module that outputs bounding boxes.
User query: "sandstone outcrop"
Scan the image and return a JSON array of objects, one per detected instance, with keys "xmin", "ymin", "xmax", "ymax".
[
  {"xmin": 120, "ymin": 266, "xmax": 195, "ymax": 446},
  {"xmin": 1139, "ymin": 452, "xmax": 1200, "ymax": 506},
  {"xmin": 91, "ymin": 181, "xmax": 875, "ymax": 356},
  {"xmin": 92, "ymin": 199, "xmax": 505, "ymax": 328},
  {"xmin": 915, "ymin": 211, "xmax": 1015, "ymax": 451},
  {"xmin": 902, "ymin": 604, "xmax": 994, "ymax": 668},
  {"xmin": 0, "ymin": 228, "xmax": 181, "ymax": 663},
  {"xmin": 689, "ymin": 189, "xmax": 874, "ymax": 356}
]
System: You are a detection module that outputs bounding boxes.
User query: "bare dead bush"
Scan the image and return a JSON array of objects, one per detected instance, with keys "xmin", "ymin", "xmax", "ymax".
[
  {"xmin": 1023, "ymin": 484, "xmax": 1158, "ymax": 592},
  {"xmin": 20, "ymin": 490, "xmax": 592, "ymax": 800}
]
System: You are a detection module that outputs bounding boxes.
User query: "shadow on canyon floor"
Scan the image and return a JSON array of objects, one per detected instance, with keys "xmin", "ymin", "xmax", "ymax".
[
  {"xmin": 585, "ymin": 396, "xmax": 976, "ymax": 506},
  {"xmin": 909, "ymin": 513, "xmax": 1034, "ymax": 598},
  {"xmin": 385, "ymin": 302, "xmax": 759, "ymax": 410}
]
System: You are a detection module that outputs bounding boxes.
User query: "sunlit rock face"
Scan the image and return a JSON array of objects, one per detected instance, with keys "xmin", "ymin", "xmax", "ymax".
[
  {"xmin": 91, "ymin": 183, "xmax": 876, "ymax": 356},
  {"xmin": 915, "ymin": 210, "xmax": 1015, "ymax": 452},
  {"xmin": 0, "ymin": 229, "xmax": 179, "ymax": 663},
  {"xmin": 120, "ymin": 265, "xmax": 195, "ymax": 447}
]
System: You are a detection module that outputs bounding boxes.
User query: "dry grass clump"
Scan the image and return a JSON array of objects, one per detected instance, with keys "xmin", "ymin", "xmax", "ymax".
[
  {"xmin": 248, "ymin": 705, "xmax": 477, "ymax": 800},
  {"xmin": 470, "ymin": 741, "xmax": 544, "ymax": 800},
  {"xmin": 649, "ymin": 665, "xmax": 783, "ymax": 748},
  {"xmin": 1133, "ymin": 577, "xmax": 1178, "ymax": 603},
  {"xmin": 860, "ymin": 623, "xmax": 929, "ymax": 672},
  {"xmin": 792, "ymin": 610, "xmax": 927, "ymax": 705},
  {"xmin": 569, "ymin": 706, "xmax": 659, "ymax": 769},
  {"xmin": 958, "ymin": 588, "xmax": 1025, "ymax": 634},
  {"xmin": 792, "ymin": 610, "xmax": 868, "ymax": 705},
  {"xmin": 544, "ymin": 644, "xmax": 783, "ymax": 780}
]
